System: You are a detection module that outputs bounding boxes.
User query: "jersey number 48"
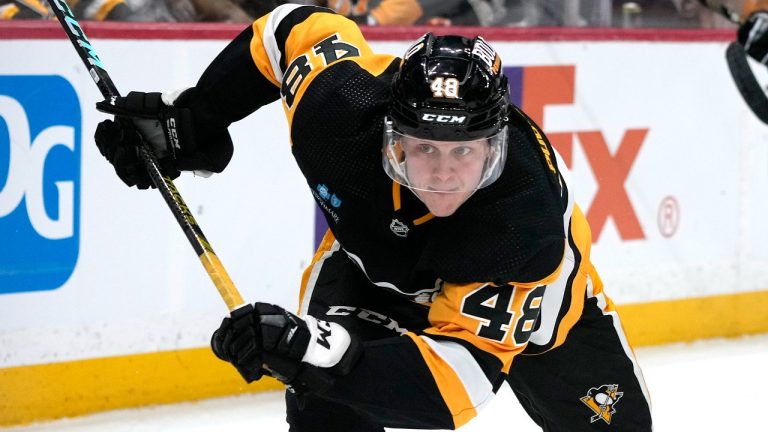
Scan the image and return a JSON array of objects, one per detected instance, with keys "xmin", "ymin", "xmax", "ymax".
[{"xmin": 460, "ymin": 284, "xmax": 545, "ymax": 346}]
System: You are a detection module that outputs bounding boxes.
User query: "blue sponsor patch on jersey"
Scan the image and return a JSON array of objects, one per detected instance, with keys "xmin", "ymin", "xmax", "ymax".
[{"xmin": 0, "ymin": 75, "xmax": 81, "ymax": 294}]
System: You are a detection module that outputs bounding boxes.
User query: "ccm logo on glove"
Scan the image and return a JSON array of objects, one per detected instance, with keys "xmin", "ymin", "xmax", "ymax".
[{"xmin": 302, "ymin": 315, "xmax": 351, "ymax": 368}]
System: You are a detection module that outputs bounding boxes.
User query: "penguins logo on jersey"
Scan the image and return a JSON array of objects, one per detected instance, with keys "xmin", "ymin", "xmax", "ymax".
[{"xmin": 580, "ymin": 384, "xmax": 623, "ymax": 424}]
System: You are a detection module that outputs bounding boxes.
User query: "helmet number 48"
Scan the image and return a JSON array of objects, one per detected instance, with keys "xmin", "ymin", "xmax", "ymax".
[{"xmin": 431, "ymin": 77, "xmax": 460, "ymax": 98}]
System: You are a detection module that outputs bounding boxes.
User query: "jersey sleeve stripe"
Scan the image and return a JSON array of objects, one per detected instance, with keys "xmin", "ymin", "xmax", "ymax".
[
  {"xmin": 550, "ymin": 208, "xmax": 590, "ymax": 348},
  {"xmin": 405, "ymin": 333, "xmax": 494, "ymax": 428},
  {"xmin": 525, "ymin": 214, "xmax": 582, "ymax": 352},
  {"xmin": 519, "ymin": 149, "xmax": 588, "ymax": 353},
  {"xmin": 258, "ymin": 5, "xmax": 340, "ymax": 84},
  {"xmin": 420, "ymin": 336, "xmax": 495, "ymax": 409},
  {"xmin": 524, "ymin": 150, "xmax": 590, "ymax": 353},
  {"xmin": 258, "ymin": 4, "xmax": 305, "ymax": 84},
  {"xmin": 273, "ymin": 6, "xmax": 338, "ymax": 72},
  {"xmin": 420, "ymin": 332, "xmax": 505, "ymax": 385}
]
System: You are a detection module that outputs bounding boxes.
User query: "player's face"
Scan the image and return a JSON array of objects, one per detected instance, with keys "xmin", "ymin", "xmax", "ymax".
[{"xmin": 401, "ymin": 136, "xmax": 489, "ymax": 217}]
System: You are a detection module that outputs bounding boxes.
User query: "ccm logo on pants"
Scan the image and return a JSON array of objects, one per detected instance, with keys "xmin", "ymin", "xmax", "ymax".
[{"xmin": 0, "ymin": 75, "xmax": 81, "ymax": 294}]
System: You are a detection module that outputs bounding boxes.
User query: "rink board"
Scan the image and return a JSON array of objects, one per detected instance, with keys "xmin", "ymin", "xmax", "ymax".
[{"xmin": 2, "ymin": 22, "xmax": 768, "ymax": 426}]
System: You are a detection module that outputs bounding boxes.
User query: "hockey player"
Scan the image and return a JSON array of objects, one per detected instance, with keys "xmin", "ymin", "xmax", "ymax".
[{"xmin": 93, "ymin": 5, "xmax": 653, "ymax": 430}]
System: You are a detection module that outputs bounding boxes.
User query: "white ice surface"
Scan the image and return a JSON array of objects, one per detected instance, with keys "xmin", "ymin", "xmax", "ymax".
[{"xmin": 4, "ymin": 334, "xmax": 768, "ymax": 431}]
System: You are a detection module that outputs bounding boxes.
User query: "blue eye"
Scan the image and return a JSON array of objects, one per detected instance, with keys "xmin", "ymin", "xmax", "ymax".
[
  {"xmin": 453, "ymin": 146, "xmax": 471, "ymax": 156},
  {"xmin": 419, "ymin": 144, "xmax": 435, "ymax": 154}
]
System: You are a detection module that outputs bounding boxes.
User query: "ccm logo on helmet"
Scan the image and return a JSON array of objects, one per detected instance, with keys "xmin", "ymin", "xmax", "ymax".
[{"xmin": 421, "ymin": 113, "xmax": 467, "ymax": 124}]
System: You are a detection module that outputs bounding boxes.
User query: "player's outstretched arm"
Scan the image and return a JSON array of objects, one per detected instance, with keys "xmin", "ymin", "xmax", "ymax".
[
  {"xmin": 92, "ymin": 21, "xmax": 284, "ymax": 188},
  {"xmin": 92, "ymin": 4, "xmax": 373, "ymax": 188}
]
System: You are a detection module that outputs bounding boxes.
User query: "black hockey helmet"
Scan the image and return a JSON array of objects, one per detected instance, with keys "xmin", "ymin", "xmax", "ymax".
[
  {"xmin": 388, "ymin": 33, "xmax": 510, "ymax": 141},
  {"xmin": 382, "ymin": 34, "xmax": 510, "ymax": 196}
]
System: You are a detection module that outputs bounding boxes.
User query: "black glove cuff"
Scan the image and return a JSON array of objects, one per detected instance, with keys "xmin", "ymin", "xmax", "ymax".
[
  {"xmin": 329, "ymin": 336, "xmax": 363, "ymax": 377},
  {"xmin": 284, "ymin": 339, "xmax": 362, "ymax": 395},
  {"xmin": 285, "ymin": 364, "xmax": 337, "ymax": 395},
  {"xmin": 172, "ymin": 87, "xmax": 233, "ymax": 173},
  {"xmin": 281, "ymin": 312, "xmax": 312, "ymax": 361},
  {"xmin": 285, "ymin": 333, "xmax": 363, "ymax": 395}
]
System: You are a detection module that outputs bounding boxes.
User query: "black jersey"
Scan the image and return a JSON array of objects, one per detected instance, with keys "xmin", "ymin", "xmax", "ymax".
[
  {"xmin": 195, "ymin": 5, "xmax": 608, "ymax": 428},
  {"xmin": 251, "ymin": 6, "xmax": 567, "ymax": 290}
]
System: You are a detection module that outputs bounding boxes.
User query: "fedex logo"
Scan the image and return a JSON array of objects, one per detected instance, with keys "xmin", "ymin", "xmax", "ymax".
[
  {"xmin": 0, "ymin": 76, "xmax": 81, "ymax": 294},
  {"xmin": 505, "ymin": 66, "xmax": 646, "ymax": 242}
]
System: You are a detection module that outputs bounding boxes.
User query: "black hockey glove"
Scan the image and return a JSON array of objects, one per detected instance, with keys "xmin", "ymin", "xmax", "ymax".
[
  {"xmin": 94, "ymin": 91, "xmax": 187, "ymax": 189},
  {"xmin": 738, "ymin": 11, "xmax": 768, "ymax": 64},
  {"xmin": 94, "ymin": 88, "xmax": 234, "ymax": 189},
  {"xmin": 211, "ymin": 303, "xmax": 362, "ymax": 394},
  {"xmin": 93, "ymin": 118, "xmax": 174, "ymax": 189}
]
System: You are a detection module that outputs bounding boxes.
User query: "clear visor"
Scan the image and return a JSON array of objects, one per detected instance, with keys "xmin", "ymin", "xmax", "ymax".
[{"xmin": 382, "ymin": 120, "xmax": 508, "ymax": 194}]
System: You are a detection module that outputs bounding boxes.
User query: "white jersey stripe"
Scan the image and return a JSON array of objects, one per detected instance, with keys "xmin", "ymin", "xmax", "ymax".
[
  {"xmin": 527, "ymin": 148, "xmax": 576, "ymax": 347},
  {"xmin": 553, "ymin": 148, "xmax": 574, "ymax": 230},
  {"xmin": 420, "ymin": 335, "xmax": 495, "ymax": 412},
  {"xmin": 344, "ymin": 249, "xmax": 441, "ymax": 297},
  {"xmin": 261, "ymin": 4, "xmax": 305, "ymax": 84},
  {"xmin": 527, "ymin": 246, "xmax": 575, "ymax": 346}
]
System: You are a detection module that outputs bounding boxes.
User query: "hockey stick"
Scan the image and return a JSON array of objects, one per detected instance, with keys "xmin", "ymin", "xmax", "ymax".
[
  {"xmin": 46, "ymin": 0, "xmax": 246, "ymax": 312},
  {"xmin": 697, "ymin": 1, "xmax": 768, "ymax": 124}
]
